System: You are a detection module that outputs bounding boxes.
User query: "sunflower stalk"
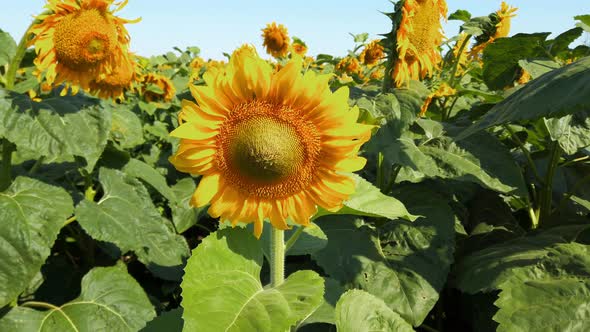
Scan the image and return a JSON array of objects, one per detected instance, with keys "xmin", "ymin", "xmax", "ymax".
[
  {"xmin": 539, "ymin": 141, "xmax": 562, "ymax": 225},
  {"xmin": 5, "ymin": 20, "xmax": 37, "ymax": 90},
  {"xmin": 381, "ymin": 0, "xmax": 404, "ymax": 93},
  {"xmin": 448, "ymin": 34, "xmax": 471, "ymax": 88},
  {"xmin": 269, "ymin": 227, "xmax": 285, "ymax": 287}
]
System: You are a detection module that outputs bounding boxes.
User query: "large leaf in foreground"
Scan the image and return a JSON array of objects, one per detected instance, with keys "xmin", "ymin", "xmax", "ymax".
[
  {"xmin": 459, "ymin": 56, "xmax": 590, "ymax": 139},
  {"xmin": 181, "ymin": 228, "xmax": 324, "ymax": 332},
  {"xmin": 76, "ymin": 168, "xmax": 189, "ymax": 280},
  {"xmin": 0, "ymin": 177, "xmax": 73, "ymax": 307},
  {"xmin": 313, "ymin": 187, "xmax": 455, "ymax": 326},
  {"xmin": 488, "ymin": 243, "xmax": 590, "ymax": 331},
  {"xmin": 0, "ymin": 265, "xmax": 156, "ymax": 331},
  {"xmin": 0, "ymin": 92, "xmax": 111, "ymax": 171},
  {"xmin": 494, "ymin": 276, "xmax": 590, "ymax": 331},
  {"xmin": 335, "ymin": 290, "xmax": 414, "ymax": 332}
]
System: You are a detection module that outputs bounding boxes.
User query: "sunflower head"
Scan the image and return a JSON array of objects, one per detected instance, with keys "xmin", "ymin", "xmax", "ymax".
[
  {"xmin": 30, "ymin": 0, "xmax": 138, "ymax": 93},
  {"xmin": 291, "ymin": 37, "xmax": 308, "ymax": 56},
  {"xmin": 494, "ymin": 2, "xmax": 518, "ymax": 39},
  {"xmin": 420, "ymin": 82, "xmax": 456, "ymax": 116},
  {"xmin": 169, "ymin": 46, "xmax": 373, "ymax": 238},
  {"xmin": 470, "ymin": 2, "xmax": 517, "ymax": 58},
  {"xmin": 190, "ymin": 57, "xmax": 206, "ymax": 72},
  {"xmin": 139, "ymin": 73, "xmax": 176, "ymax": 102},
  {"xmin": 88, "ymin": 54, "xmax": 136, "ymax": 99},
  {"xmin": 262, "ymin": 22, "xmax": 290, "ymax": 58},
  {"xmin": 393, "ymin": 0, "xmax": 448, "ymax": 87},
  {"xmin": 359, "ymin": 40, "xmax": 385, "ymax": 66},
  {"xmin": 336, "ymin": 56, "xmax": 361, "ymax": 75}
]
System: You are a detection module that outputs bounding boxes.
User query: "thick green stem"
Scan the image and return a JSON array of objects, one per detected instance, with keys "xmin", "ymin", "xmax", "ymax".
[
  {"xmin": 269, "ymin": 227, "xmax": 285, "ymax": 287},
  {"xmin": 0, "ymin": 139, "xmax": 15, "ymax": 192},
  {"xmin": 449, "ymin": 34, "xmax": 471, "ymax": 88},
  {"xmin": 5, "ymin": 22, "xmax": 35, "ymax": 90},
  {"xmin": 539, "ymin": 141, "xmax": 561, "ymax": 224}
]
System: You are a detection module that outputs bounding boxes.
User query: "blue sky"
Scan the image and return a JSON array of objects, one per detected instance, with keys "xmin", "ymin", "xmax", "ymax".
[{"xmin": 1, "ymin": 1, "xmax": 588, "ymax": 60}]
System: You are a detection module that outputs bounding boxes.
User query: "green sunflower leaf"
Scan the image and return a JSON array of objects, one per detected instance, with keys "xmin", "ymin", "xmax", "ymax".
[
  {"xmin": 544, "ymin": 110, "xmax": 590, "ymax": 155},
  {"xmin": 459, "ymin": 55, "xmax": 590, "ymax": 139},
  {"xmin": 482, "ymin": 32, "xmax": 551, "ymax": 90},
  {"xmin": 123, "ymin": 158, "xmax": 176, "ymax": 202},
  {"xmin": 76, "ymin": 168, "xmax": 189, "ymax": 281},
  {"xmin": 453, "ymin": 227, "xmax": 590, "ymax": 294},
  {"xmin": 181, "ymin": 228, "xmax": 325, "ymax": 332},
  {"xmin": 449, "ymin": 9, "xmax": 472, "ymax": 22},
  {"xmin": 0, "ymin": 265, "xmax": 156, "ymax": 331},
  {"xmin": 170, "ymin": 177, "xmax": 206, "ymax": 234},
  {"xmin": 313, "ymin": 174, "xmax": 417, "ymax": 221},
  {"xmin": 0, "ymin": 91, "xmax": 111, "ymax": 171},
  {"xmin": 0, "ymin": 177, "xmax": 73, "ymax": 307},
  {"xmin": 108, "ymin": 103, "xmax": 145, "ymax": 149},
  {"xmin": 0, "ymin": 30, "xmax": 16, "ymax": 67},
  {"xmin": 494, "ymin": 276, "xmax": 590, "ymax": 332},
  {"xmin": 335, "ymin": 290, "xmax": 414, "ymax": 332},
  {"xmin": 295, "ymin": 277, "xmax": 345, "ymax": 328},
  {"xmin": 312, "ymin": 187, "xmax": 455, "ymax": 326}
]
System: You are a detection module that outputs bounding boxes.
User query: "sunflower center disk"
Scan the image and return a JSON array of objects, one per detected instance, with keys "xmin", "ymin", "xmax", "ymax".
[
  {"xmin": 406, "ymin": 0, "xmax": 440, "ymax": 59},
  {"xmin": 54, "ymin": 9, "xmax": 117, "ymax": 69},
  {"xmin": 228, "ymin": 117, "xmax": 305, "ymax": 184}
]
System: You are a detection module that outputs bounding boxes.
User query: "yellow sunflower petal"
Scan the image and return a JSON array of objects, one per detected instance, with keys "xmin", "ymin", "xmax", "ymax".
[{"xmin": 191, "ymin": 173, "xmax": 222, "ymax": 208}]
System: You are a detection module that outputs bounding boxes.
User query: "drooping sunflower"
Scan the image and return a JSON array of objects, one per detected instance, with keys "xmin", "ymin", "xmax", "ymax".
[
  {"xmin": 359, "ymin": 40, "xmax": 385, "ymax": 66},
  {"xmin": 169, "ymin": 45, "xmax": 373, "ymax": 237},
  {"xmin": 470, "ymin": 2, "xmax": 517, "ymax": 58},
  {"xmin": 336, "ymin": 56, "xmax": 361, "ymax": 76},
  {"xmin": 261, "ymin": 22, "xmax": 290, "ymax": 58},
  {"xmin": 30, "ymin": 0, "xmax": 138, "ymax": 93},
  {"xmin": 393, "ymin": 0, "xmax": 448, "ymax": 87},
  {"xmin": 420, "ymin": 82, "xmax": 456, "ymax": 116},
  {"xmin": 138, "ymin": 73, "xmax": 176, "ymax": 102},
  {"xmin": 88, "ymin": 53, "xmax": 136, "ymax": 99}
]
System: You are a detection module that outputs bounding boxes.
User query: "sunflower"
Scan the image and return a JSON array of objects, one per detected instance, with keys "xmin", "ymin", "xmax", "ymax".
[
  {"xmin": 30, "ymin": 0, "xmax": 138, "ymax": 94},
  {"xmin": 262, "ymin": 22, "xmax": 290, "ymax": 58},
  {"xmin": 470, "ymin": 2, "xmax": 517, "ymax": 58},
  {"xmin": 359, "ymin": 40, "xmax": 385, "ymax": 66},
  {"xmin": 139, "ymin": 73, "xmax": 176, "ymax": 102},
  {"xmin": 516, "ymin": 68, "xmax": 531, "ymax": 85},
  {"xmin": 336, "ymin": 56, "xmax": 361, "ymax": 75},
  {"xmin": 88, "ymin": 53, "xmax": 136, "ymax": 99},
  {"xmin": 169, "ymin": 45, "xmax": 373, "ymax": 238},
  {"xmin": 291, "ymin": 37, "xmax": 308, "ymax": 56},
  {"xmin": 393, "ymin": 0, "xmax": 447, "ymax": 87},
  {"xmin": 420, "ymin": 82, "xmax": 456, "ymax": 116}
]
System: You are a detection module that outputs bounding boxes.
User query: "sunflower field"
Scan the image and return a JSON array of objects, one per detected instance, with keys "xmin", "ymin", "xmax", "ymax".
[{"xmin": 1, "ymin": 0, "xmax": 590, "ymax": 331}]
